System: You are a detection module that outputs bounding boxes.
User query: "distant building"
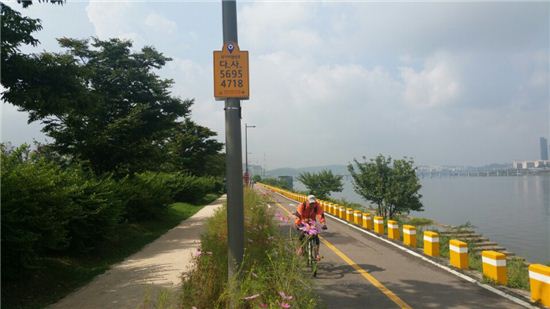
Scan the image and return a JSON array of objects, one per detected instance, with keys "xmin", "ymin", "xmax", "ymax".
[
  {"xmin": 278, "ymin": 176, "xmax": 293, "ymax": 190},
  {"xmin": 513, "ymin": 160, "xmax": 550, "ymax": 169},
  {"xmin": 541, "ymin": 137, "xmax": 549, "ymax": 160}
]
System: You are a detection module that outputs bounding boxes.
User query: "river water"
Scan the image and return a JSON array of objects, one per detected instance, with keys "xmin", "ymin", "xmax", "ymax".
[{"xmin": 298, "ymin": 175, "xmax": 550, "ymax": 264}]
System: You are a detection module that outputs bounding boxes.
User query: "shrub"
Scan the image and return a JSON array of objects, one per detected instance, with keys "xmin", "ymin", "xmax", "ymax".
[
  {"xmin": 1, "ymin": 145, "xmax": 75, "ymax": 274},
  {"xmin": 1, "ymin": 145, "xmax": 129, "ymax": 273},
  {"xmin": 117, "ymin": 172, "xmax": 175, "ymax": 221},
  {"xmin": 167, "ymin": 173, "xmax": 222, "ymax": 204},
  {"xmin": 65, "ymin": 171, "xmax": 125, "ymax": 252},
  {"xmin": 0, "ymin": 143, "xmax": 222, "ymax": 278}
]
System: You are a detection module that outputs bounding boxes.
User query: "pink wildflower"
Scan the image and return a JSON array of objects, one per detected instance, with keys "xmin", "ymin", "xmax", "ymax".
[
  {"xmin": 243, "ymin": 294, "xmax": 260, "ymax": 301},
  {"xmin": 193, "ymin": 248, "xmax": 202, "ymax": 257},
  {"xmin": 280, "ymin": 302, "xmax": 291, "ymax": 308},
  {"xmin": 278, "ymin": 291, "xmax": 293, "ymax": 300}
]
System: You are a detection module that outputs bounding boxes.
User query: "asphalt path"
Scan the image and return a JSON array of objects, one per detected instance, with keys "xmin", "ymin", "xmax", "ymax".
[{"xmin": 258, "ymin": 186, "xmax": 524, "ymax": 309}]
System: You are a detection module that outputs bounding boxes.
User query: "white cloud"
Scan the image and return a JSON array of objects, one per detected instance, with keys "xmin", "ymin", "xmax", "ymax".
[
  {"xmin": 401, "ymin": 54, "xmax": 461, "ymax": 108},
  {"xmin": 86, "ymin": 1, "xmax": 143, "ymax": 43},
  {"xmin": 145, "ymin": 13, "xmax": 177, "ymax": 34},
  {"xmin": 239, "ymin": 3, "xmax": 320, "ymax": 52}
]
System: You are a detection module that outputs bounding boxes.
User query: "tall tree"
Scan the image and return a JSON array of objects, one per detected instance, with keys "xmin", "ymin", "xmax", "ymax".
[
  {"xmin": 297, "ymin": 170, "xmax": 343, "ymax": 200},
  {"xmin": 1, "ymin": 3, "xmax": 42, "ymax": 88},
  {"xmin": 384, "ymin": 158, "xmax": 423, "ymax": 218},
  {"xmin": 348, "ymin": 154, "xmax": 423, "ymax": 219},
  {"xmin": 2, "ymin": 36, "xmax": 192, "ymax": 175},
  {"xmin": 163, "ymin": 119, "xmax": 224, "ymax": 176}
]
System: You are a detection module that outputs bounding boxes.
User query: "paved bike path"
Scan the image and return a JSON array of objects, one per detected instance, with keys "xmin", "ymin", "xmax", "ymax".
[
  {"xmin": 49, "ymin": 196, "xmax": 225, "ymax": 309},
  {"xmin": 259, "ymin": 186, "xmax": 524, "ymax": 309}
]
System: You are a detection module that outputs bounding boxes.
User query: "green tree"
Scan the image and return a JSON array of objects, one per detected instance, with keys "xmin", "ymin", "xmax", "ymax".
[
  {"xmin": 261, "ymin": 177, "xmax": 291, "ymax": 190},
  {"xmin": 251, "ymin": 175, "xmax": 262, "ymax": 183},
  {"xmin": 2, "ymin": 35, "xmax": 192, "ymax": 175},
  {"xmin": 1, "ymin": 3, "xmax": 42, "ymax": 87},
  {"xmin": 297, "ymin": 170, "xmax": 343, "ymax": 200},
  {"xmin": 163, "ymin": 120, "xmax": 224, "ymax": 176},
  {"xmin": 348, "ymin": 155, "xmax": 423, "ymax": 219}
]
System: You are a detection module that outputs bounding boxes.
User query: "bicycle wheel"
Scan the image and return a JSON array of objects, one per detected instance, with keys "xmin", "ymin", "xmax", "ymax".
[
  {"xmin": 306, "ymin": 239, "xmax": 312, "ymax": 267},
  {"xmin": 309, "ymin": 239, "xmax": 317, "ymax": 277}
]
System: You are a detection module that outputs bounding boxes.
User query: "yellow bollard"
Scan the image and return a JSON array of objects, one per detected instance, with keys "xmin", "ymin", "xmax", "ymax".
[
  {"xmin": 424, "ymin": 231, "xmax": 440, "ymax": 257},
  {"xmin": 528, "ymin": 264, "xmax": 550, "ymax": 307},
  {"xmin": 449, "ymin": 239, "xmax": 468, "ymax": 269},
  {"xmin": 387, "ymin": 220, "xmax": 399, "ymax": 240},
  {"xmin": 374, "ymin": 216, "xmax": 384, "ymax": 234},
  {"xmin": 353, "ymin": 210, "xmax": 362, "ymax": 225},
  {"xmin": 481, "ymin": 251, "xmax": 507, "ymax": 285},
  {"xmin": 338, "ymin": 206, "xmax": 345, "ymax": 219},
  {"xmin": 330, "ymin": 203, "xmax": 336, "ymax": 215},
  {"xmin": 403, "ymin": 225, "xmax": 416, "ymax": 247},
  {"xmin": 346, "ymin": 208, "xmax": 354, "ymax": 222},
  {"xmin": 362, "ymin": 213, "xmax": 372, "ymax": 230}
]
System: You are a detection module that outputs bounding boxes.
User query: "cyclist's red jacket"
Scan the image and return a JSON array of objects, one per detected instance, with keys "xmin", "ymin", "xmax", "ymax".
[{"xmin": 294, "ymin": 201, "xmax": 326, "ymax": 226}]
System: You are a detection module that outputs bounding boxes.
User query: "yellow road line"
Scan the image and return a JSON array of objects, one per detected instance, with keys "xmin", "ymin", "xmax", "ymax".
[
  {"xmin": 319, "ymin": 237, "xmax": 412, "ymax": 309},
  {"xmin": 271, "ymin": 199, "xmax": 413, "ymax": 309}
]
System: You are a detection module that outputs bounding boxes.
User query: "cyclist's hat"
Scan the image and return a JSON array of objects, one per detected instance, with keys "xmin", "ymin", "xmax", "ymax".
[{"xmin": 307, "ymin": 195, "xmax": 316, "ymax": 203}]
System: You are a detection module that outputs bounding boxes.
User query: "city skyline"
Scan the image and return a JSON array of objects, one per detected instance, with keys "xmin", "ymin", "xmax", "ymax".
[{"xmin": 541, "ymin": 137, "xmax": 549, "ymax": 161}]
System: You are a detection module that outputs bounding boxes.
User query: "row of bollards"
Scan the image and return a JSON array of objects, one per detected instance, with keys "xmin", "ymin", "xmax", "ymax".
[{"xmin": 262, "ymin": 185, "xmax": 550, "ymax": 307}]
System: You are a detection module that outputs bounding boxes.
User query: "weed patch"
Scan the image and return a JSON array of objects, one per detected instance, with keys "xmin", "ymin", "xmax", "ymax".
[{"xmin": 180, "ymin": 189, "xmax": 319, "ymax": 308}]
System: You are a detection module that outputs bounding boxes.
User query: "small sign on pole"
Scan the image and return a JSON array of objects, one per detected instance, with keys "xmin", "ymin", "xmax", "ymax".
[{"xmin": 213, "ymin": 42, "xmax": 249, "ymax": 100}]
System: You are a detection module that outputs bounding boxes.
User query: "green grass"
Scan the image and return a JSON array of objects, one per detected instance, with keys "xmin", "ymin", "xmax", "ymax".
[
  {"xmin": 1, "ymin": 195, "xmax": 218, "ymax": 309},
  {"xmin": 401, "ymin": 217, "xmax": 434, "ymax": 226},
  {"xmin": 178, "ymin": 188, "xmax": 319, "ymax": 308}
]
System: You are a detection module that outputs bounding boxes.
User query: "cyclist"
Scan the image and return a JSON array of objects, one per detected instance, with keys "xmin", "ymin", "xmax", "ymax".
[{"xmin": 294, "ymin": 195, "xmax": 327, "ymax": 260}]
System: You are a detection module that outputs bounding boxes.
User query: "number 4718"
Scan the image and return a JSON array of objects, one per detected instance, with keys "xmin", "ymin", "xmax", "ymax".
[{"xmin": 221, "ymin": 79, "xmax": 244, "ymax": 87}]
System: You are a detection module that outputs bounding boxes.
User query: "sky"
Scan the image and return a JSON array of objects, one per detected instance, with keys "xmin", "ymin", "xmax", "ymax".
[{"xmin": 1, "ymin": 1, "xmax": 549, "ymax": 169}]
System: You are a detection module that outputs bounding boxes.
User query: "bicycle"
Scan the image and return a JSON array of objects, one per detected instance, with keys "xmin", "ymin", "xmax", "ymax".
[
  {"xmin": 304, "ymin": 233, "xmax": 319, "ymax": 277},
  {"xmin": 297, "ymin": 220, "xmax": 325, "ymax": 277}
]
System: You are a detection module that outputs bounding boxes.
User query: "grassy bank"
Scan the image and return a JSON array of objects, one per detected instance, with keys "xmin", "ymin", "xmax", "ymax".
[
  {"xmin": 2, "ymin": 195, "xmax": 218, "ymax": 309},
  {"xmin": 409, "ymin": 228, "xmax": 531, "ymax": 291},
  {"xmin": 178, "ymin": 189, "xmax": 319, "ymax": 308}
]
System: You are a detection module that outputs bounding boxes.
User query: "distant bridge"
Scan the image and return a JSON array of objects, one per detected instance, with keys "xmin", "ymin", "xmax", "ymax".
[{"xmin": 281, "ymin": 168, "xmax": 549, "ymax": 182}]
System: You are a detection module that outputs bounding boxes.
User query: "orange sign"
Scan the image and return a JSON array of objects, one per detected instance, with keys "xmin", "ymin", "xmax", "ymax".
[{"xmin": 213, "ymin": 42, "xmax": 249, "ymax": 100}]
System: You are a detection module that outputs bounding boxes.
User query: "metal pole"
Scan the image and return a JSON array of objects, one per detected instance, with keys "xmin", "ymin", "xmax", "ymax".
[
  {"xmin": 245, "ymin": 123, "xmax": 248, "ymax": 175},
  {"xmin": 222, "ymin": 0, "xmax": 244, "ymax": 279},
  {"xmin": 244, "ymin": 124, "xmax": 255, "ymax": 179}
]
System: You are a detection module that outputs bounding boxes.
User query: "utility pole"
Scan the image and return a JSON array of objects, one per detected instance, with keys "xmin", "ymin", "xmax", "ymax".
[
  {"xmin": 262, "ymin": 152, "xmax": 267, "ymax": 178},
  {"xmin": 245, "ymin": 123, "xmax": 256, "ymax": 181},
  {"xmin": 222, "ymin": 0, "xmax": 244, "ymax": 278}
]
